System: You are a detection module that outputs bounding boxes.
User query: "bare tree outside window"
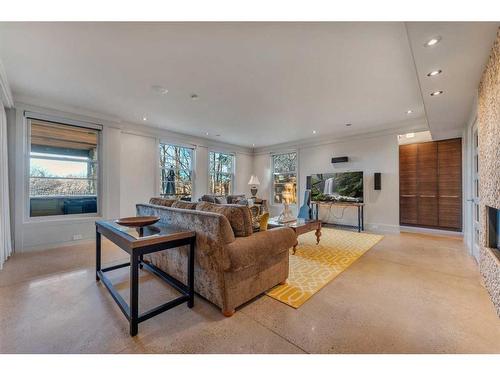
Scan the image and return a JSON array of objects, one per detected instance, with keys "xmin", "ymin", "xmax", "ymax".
[
  {"xmin": 272, "ymin": 152, "xmax": 297, "ymax": 204},
  {"xmin": 209, "ymin": 151, "xmax": 234, "ymax": 196},
  {"xmin": 159, "ymin": 144, "xmax": 194, "ymax": 200}
]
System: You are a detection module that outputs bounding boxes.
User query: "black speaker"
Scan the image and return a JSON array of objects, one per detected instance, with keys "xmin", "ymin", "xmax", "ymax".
[
  {"xmin": 331, "ymin": 156, "xmax": 349, "ymax": 163},
  {"xmin": 374, "ymin": 172, "xmax": 381, "ymax": 190},
  {"xmin": 306, "ymin": 175, "xmax": 312, "ymax": 190}
]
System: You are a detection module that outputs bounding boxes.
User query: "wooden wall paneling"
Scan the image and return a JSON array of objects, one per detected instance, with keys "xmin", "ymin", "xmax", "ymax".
[
  {"xmin": 399, "ymin": 144, "xmax": 418, "ymax": 224},
  {"xmin": 438, "ymin": 138, "xmax": 462, "ymax": 230},
  {"xmin": 417, "ymin": 142, "xmax": 438, "ymax": 226}
]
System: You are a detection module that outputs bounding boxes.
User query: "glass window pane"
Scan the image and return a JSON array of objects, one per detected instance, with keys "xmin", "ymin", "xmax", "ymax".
[
  {"xmin": 272, "ymin": 152, "xmax": 297, "ymax": 204},
  {"xmin": 29, "ymin": 119, "xmax": 100, "ymax": 217},
  {"xmin": 209, "ymin": 152, "xmax": 234, "ymax": 195},
  {"xmin": 159, "ymin": 144, "xmax": 193, "ymax": 200}
]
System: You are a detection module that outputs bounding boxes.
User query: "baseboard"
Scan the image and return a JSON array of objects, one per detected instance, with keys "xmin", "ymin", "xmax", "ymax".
[
  {"xmin": 365, "ymin": 223, "xmax": 400, "ymax": 234},
  {"xmin": 16, "ymin": 238, "xmax": 94, "ymax": 253},
  {"xmin": 323, "ymin": 222, "xmax": 400, "ymax": 234},
  {"xmin": 399, "ymin": 225, "xmax": 463, "ymax": 237}
]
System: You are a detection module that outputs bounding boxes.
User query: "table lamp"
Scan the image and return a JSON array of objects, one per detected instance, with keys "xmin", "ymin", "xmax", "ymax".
[{"xmin": 248, "ymin": 175, "xmax": 260, "ymax": 198}]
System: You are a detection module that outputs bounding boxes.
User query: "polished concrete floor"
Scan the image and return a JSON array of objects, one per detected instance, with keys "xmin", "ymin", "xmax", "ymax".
[{"xmin": 1, "ymin": 230, "xmax": 499, "ymax": 353}]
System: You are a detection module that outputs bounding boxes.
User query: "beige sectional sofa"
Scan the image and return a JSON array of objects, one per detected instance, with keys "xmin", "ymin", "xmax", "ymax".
[{"xmin": 137, "ymin": 200, "xmax": 296, "ymax": 316}]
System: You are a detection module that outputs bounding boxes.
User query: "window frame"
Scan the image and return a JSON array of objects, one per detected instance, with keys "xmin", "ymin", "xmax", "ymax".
[
  {"xmin": 24, "ymin": 116, "xmax": 103, "ymax": 222},
  {"xmin": 158, "ymin": 142, "xmax": 195, "ymax": 201},
  {"xmin": 208, "ymin": 150, "xmax": 235, "ymax": 196},
  {"xmin": 271, "ymin": 151, "xmax": 298, "ymax": 206}
]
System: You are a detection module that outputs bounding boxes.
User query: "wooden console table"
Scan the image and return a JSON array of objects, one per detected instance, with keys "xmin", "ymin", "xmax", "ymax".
[{"xmin": 311, "ymin": 201, "xmax": 365, "ymax": 232}]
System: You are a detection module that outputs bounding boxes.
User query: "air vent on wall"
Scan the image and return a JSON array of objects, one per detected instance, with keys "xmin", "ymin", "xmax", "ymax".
[{"xmin": 331, "ymin": 156, "xmax": 349, "ymax": 163}]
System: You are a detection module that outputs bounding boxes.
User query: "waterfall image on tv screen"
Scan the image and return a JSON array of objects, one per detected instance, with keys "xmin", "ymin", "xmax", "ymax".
[{"xmin": 309, "ymin": 172, "xmax": 363, "ymax": 202}]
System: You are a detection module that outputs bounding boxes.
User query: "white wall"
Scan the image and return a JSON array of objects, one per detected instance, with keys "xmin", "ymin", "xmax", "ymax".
[
  {"xmin": 119, "ymin": 132, "xmax": 156, "ymax": 217},
  {"xmin": 8, "ymin": 103, "xmax": 253, "ymax": 252},
  {"xmin": 254, "ymin": 133, "xmax": 400, "ymax": 233}
]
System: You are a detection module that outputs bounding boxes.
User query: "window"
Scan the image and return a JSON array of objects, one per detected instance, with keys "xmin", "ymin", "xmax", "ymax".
[
  {"xmin": 272, "ymin": 152, "xmax": 297, "ymax": 205},
  {"xmin": 159, "ymin": 144, "xmax": 194, "ymax": 201},
  {"xmin": 28, "ymin": 118, "xmax": 100, "ymax": 217},
  {"xmin": 209, "ymin": 151, "xmax": 234, "ymax": 196}
]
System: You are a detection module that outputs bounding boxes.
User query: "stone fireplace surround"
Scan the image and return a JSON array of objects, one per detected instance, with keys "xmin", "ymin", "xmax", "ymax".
[{"xmin": 478, "ymin": 28, "xmax": 500, "ymax": 316}]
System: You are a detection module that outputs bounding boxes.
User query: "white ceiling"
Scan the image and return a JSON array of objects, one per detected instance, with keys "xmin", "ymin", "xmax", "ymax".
[{"xmin": 0, "ymin": 22, "xmax": 497, "ymax": 147}]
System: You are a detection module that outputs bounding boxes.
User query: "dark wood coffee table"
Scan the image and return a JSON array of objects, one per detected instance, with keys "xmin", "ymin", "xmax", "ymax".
[
  {"xmin": 268, "ymin": 218, "xmax": 322, "ymax": 254},
  {"xmin": 95, "ymin": 220, "xmax": 196, "ymax": 336}
]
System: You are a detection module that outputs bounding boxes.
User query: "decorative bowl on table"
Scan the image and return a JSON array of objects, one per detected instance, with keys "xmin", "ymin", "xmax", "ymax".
[{"xmin": 115, "ymin": 216, "xmax": 160, "ymax": 227}]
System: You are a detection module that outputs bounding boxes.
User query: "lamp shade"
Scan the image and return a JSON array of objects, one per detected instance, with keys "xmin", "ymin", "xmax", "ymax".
[{"xmin": 248, "ymin": 175, "xmax": 260, "ymax": 185}]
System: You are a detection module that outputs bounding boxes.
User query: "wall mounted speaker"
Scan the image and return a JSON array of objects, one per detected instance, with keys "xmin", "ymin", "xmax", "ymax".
[
  {"xmin": 306, "ymin": 175, "xmax": 312, "ymax": 190},
  {"xmin": 331, "ymin": 156, "xmax": 349, "ymax": 163},
  {"xmin": 374, "ymin": 172, "xmax": 381, "ymax": 190}
]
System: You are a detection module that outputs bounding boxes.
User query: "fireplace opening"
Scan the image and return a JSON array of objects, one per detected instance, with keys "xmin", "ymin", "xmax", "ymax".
[{"xmin": 487, "ymin": 206, "xmax": 500, "ymax": 249}]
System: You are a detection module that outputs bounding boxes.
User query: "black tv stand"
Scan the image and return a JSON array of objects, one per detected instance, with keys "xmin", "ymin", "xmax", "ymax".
[{"xmin": 311, "ymin": 201, "xmax": 364, "ymax": 233}]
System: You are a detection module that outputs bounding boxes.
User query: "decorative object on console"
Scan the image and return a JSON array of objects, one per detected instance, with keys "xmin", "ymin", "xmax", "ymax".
[
  {"xmin": 248, "ymin": 175, "xmax": 260, "ymax": 198},
  {"xmin": 374, "ymin": 172, "xmax": 381, "ymax": 190},
  {"xmin": 278, "ymin": 182, "xmax": 296, "ymax": 223},
  {"xmin": 298, "ymin": 189, "xmax": 312, "ymax": 219},
  {"xmin": 115, "ymin": 216, "xmax": 160, "ymax": 227}
]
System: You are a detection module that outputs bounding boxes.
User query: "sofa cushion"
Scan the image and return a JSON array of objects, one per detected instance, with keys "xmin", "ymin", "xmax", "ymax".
[
  {"xmin": 225, "ymin": 227, "xmax": 296, "ymax": 271},
  {"xmin": 149, "ymin": 197, "xmax": 176, "ymax": 207},
  {"xmin": 214, "ymin": 196, "xmax": 228, "ymax": 204},
  {"xmin": 200, "ymin": 194, "xmax": 217, "ymax": 203},
  {"xmin": 227, "ymin": 194, "xmax": 246, "ymax": 205},
  {"xmin": 196, "ymin": 201, "xmax": 253, "ymax": 237},
  {"xmin": 171, "ymin": 201, "xmax": 198, "ymax": 210}
]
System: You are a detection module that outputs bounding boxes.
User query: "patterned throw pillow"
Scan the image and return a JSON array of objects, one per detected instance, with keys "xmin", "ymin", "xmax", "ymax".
[
  {"xmin": 196, "ymin": 202, "xmax": 253, "ymax": 237},
  {"xmin": 149, "ymin": 197, "xmax": 176, "ymax": 207},
  {"xmin": 171, "ymin": 201, "xmax": 198, "ymax": 210},
  {"xmin": 214, "ymin": 196, "xmax": 228, "ymax": 204}
]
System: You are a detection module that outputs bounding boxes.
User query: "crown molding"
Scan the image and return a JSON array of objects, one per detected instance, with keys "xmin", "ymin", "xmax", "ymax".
[
  {"xmin": 0, "ymin": 59, "xmax": 14, "ymax": 108},
  {"xmin": 253, "ymin": 116, "xmax": 429, "ymax": 155},
  {"xmin": 13, "ymin": 97, "xmax": 253, "ymax": 155}
]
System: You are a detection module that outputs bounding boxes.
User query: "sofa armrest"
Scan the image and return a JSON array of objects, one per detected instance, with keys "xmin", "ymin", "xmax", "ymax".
[{"xmin": 224, "ymin": 227, "xmax": 296, "ymax": 272}]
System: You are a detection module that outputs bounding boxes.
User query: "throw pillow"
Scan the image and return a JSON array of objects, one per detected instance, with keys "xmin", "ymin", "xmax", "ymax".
[
  {"xmin": 149, "ymin": 197, "xmax": 176, "ymax": 207},
  {"xmin": 200, "ymin": 194, "xmax": 217, "ymax": 203},
  {"xmin": 259, "ymin": 212, "xmax": 270, "ymax": 231},
  {"xmin": 227, "ymin": 194, "xmax": 245, "ymax": 204},
  {"xmin": 171, "ymin": 201, "xmax": 198, "ymax": 210},
  {"xmin": 196, "ymin": 201, "xmax": 253, "ymax": 237},
  {"xmin": 215, "ymin": 196, "xmax": 228, "ymax": 204}
]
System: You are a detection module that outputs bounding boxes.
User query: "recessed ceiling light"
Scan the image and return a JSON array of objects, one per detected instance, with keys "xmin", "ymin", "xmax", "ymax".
[
  {"xmin": 142, "ymin": 116, "xmax": 147, "ymax": 121},
  {"xmin": 190, "ymin": 94, "xmax": 199, "ymax": 100},
  {"xmin": 406, "ymin": 110, "xmax": 413, "ymax": 115},
  {"xmin": 312, "ymin": 130, "xmax": 317, "ymax": 134},
  {"xmin": 345, "ymin": 123, "xmax": 352, "ymax": 127},
  {"xmin": 252, "ymin": 143, "xmax": 255, "ymax": 147},
  {"xmin": 151, "ymin": 85, "xmax": 168, "ymax": 95},
  {"xmin": 427, "ymin": 69, "xmax": 442, "ymax": 77},
  {"xmin": 205, "ymin": 132, "xmax": 209, "ymax": 136},
  {"xmin": 430, "ymin": 90, "xmax": 444, "ymax": 96},
  {"xmin": 424, "ymin": 36, "xmax": 441, "ymax": 47}
]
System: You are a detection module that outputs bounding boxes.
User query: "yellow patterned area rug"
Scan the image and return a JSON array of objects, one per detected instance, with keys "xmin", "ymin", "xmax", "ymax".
[{"xmin": 266, "ymin": 228, "xmax": 383, "ymax": 308}]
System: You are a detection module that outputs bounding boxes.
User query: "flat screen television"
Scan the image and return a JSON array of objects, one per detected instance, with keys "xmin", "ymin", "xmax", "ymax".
[{"xmin": 307, "ymin": 171, "xmax": 364, "ymax": 202}]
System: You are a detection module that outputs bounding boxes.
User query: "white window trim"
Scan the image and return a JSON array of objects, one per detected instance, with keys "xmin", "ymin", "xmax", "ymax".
[
  {"xmin": 271, "ymin": 150, "xmax": 299, "ymax": 207},
  {"xmin": 24, "ymin": 115, "xmax": 103, "ymax": 223},
  {"xmin": 208, "ymin": 150, "xmax": 235, "ymax": 196},
  {"xmin": 157, "ymin": 141, "xmax": 195, "ymax": 201}
]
